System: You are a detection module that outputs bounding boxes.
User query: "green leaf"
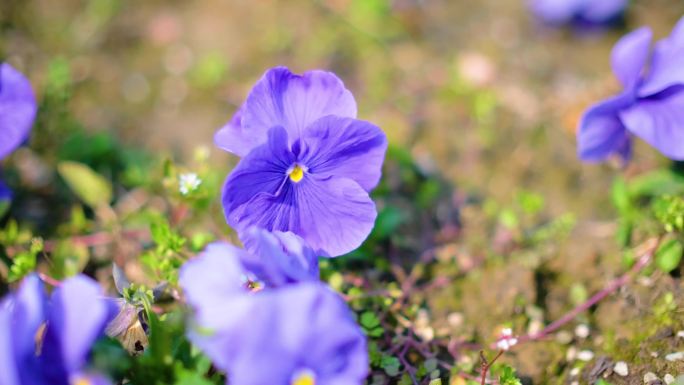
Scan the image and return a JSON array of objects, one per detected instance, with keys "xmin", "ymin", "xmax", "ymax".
[
  {"xmin": 0, "ymin": 199, "xmax": 10, "ymax": 219},
  {"xmin": 374, "ymin": 206, "xmax": 407, "ymax": 239},
  {"xmin": 381, "ymin": 355, "xmax": 401, "ymax": 377},
  {"xmin": 611, "ymin": 177, "xmax": 631, "ymax": 214},
  {"xmin": 628, "ymin": 170, "xmax": 684, "ymax": 198},
  {"xmin": 360, "ymin": 311, "xmax": 381, "ymax": 329},
  {"xmin": 8, "ymin": 251, "xmax": 37, "ymax": 282},
  {"xmin": 58, "ymin": 161, "xmax": 112, "ymax": 208},
  {"xmin": 499, "ymin": 365, "xmax": 522, "ymax": 385},
  {"xmin": 655, "ymin": 239, "xmax": 684, "ymax": 273}
]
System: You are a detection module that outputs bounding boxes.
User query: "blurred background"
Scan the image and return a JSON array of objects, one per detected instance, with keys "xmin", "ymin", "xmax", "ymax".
[
  {"xmin": 1, "ymin": 0, "xmax": 681, "ymax": 222},
  {"xmin": 3, "ymin": 1, "xmax": 684, "ymax": 382}
]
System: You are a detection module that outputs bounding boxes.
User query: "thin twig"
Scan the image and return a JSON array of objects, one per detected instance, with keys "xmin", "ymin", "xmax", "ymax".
[
  {"xmin": 42, "ymin": 228, "xmax": 149, "ymax": 252},
  {"xmin": 480, "ymin": 350, "xmax": 504, "ymax": 385},
  {"xmin": 510, "ymin": 236, "xmax": 661, "ymax": 346}
]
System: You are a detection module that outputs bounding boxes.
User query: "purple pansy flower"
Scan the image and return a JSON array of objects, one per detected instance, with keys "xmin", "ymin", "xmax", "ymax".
[
  {"xmin": 529, "ymin": 0, "xmax": 627, "ymax": 27},
  {"xmin": 578, "ymin": 17, "xmax": 684, "ymax": 162},
  {"xmin": 0, "ymin": 63, "xmax": 37, "ymax": 201},
  {"xmin": 0, "ymin": 274, "xmax": 116, "ymax": 385},
  {"xmin": 180, "ymin": 241, "xmax": 368, "ymax": 385},
  {"xmin": 217, "ymin": 67, "xmax": 387, "ymax": 257}
]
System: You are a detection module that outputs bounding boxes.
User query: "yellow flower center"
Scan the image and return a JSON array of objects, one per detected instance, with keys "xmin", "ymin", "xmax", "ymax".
[
  {"xmin": 291, "ymin": 371, "xmax": 315, "ymax": 385},
  {"xmin": 289, "ymin": 164, "xmax": 305, "ymax": 183},
  {"xmin": 71, "ymin": 377, "xmax": 92, "ymax": 385}
]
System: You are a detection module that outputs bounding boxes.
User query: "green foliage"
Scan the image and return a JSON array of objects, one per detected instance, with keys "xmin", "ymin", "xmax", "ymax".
[
  {"xmin": 653, "ymin": 195, "xmax": 684, "ymax": 233},
  {"xmin": 655, "ymin": 239, "xmax": 684, "ymax": 273},
  {"xmin": 498, "ymin": 365, "xmax": 522, "ymax": 385},
  {"xmin": 58, "ymin": 161, "xmax": 113, "ymax": 208},
  {"xmin": 360, "ymin": 311, "xmax": 384, "ymax": 337},
  {"xmin": 8, "ymin": 238, "xmax": 42, "ymax": 282}
]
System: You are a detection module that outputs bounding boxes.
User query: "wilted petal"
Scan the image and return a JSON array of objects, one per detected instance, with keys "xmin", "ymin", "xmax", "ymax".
[
  {"xmin": 240, "ymin": 227, "xmax": 319, "ymax": 287},
  {"xmin": 222, "ymin": 126, "xmax": 293, "ymax": 214},
  {"xmin": 301, "ymin": 116, "xmax": 388, "ymax": 192},
  {"xmin": 229, "ymin": 174, "xmax": 376, "ymax": 257},
  {"xmin": 0, "ymin": 63, "xmax": 37, "ymax": 160},
  {"xmin": 41, "ymin": 275, "xmax": 116, "ymax": 379},
  {"xmin": 577, "ymin": 93, "xmax": 634, "ymax": 162},
  {"xmin": 239, "ymin": 67, "xmax": 357, "ymax": 152},
  {"xmin": 639, "ymin": 17, "xmax": 684, "ymax": 96},
  {"xmin": 611, "ymin": 27, "xmax": 653, "ymax": 89},
  {"xmin": 620, "ymin": 88, "xmax": 684, "ymax": 160}
]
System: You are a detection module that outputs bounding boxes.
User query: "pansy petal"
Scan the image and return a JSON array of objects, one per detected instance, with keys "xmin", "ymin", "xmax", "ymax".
[
  {"xmin": 301, "ymin": 116, "xmax": 388, "ymax": 192},
  {"xmin": 611, "ymin": 27, "xmax": 653, "ymax": 89},
  {"xmin": 528, "ymin": 0, "xmax": 577, "ymax": 24},
  {"xmin": 179, "ymin": 242, "xmax": 250, "ymax": 327},
  {"xmin": 0, "ymin": 63, "xmax": 37, "ymax": 160},
  {"xmin": 70, "ymin": 373, "xmax": 113, "ymax": 385},
  {"xmin": 620, "ymin": 89, "xmax": 684, "ymax": 160},
  {"xmin": 240, "ymin": 67, "xmax": 357, "ymax": 151},
  {"xmin": 229, "ymin": 175, "xmax": 376, "ymax": 257},
  {"xmin": 240, "ymin": 227, "xmax": 319, "ymax": 287},
  {"xmin": 577, "ymin": 93, "xmax": 634, "ymax": 162},
  {"xmin": 179, "ymin": 243, "xmax": 257, "ymax": 370},
  {"xmin": 227, "ymin": 284, "xmax": 367, "ymax": 385},
  {"xmin": 0, "ymin": 301, "xmax": 20, "ymax": 385},
  {"xmin": 222, "ymin": 126, "xmax": 293, "ymax": 214},
  {"xmin": 0, "ymin": 179, "xmax": 11, "ymax": 202},
  {"xmin": 582, "ymin": 0, "xmax": 627, "ymax": 23},
  {"xmin": 0, "ymin": 275, "xmax": 46, "ymax": 385},
  {"xmin": 41, "ymin": 275, "xmax": 116, "ymax": 378},
  {"xmin": 639, "ymin": 17, "xmax": 684, "ymax": 96},
  {"xmin": 11, "ymin": 274, "xmax": 46, "ymax": 363},
  {"xmin": 214, "ymin": 105, "xmax": 261, "ymax": 157}
]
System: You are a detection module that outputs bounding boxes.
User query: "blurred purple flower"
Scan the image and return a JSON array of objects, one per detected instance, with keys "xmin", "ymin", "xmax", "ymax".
[
  {"xmin": 0, "ymin": 274, "xmax": 116, "ymax": 385},
  {"xmin": 529, "ymin": 0, "xmax": 627, "ymax": 27},
  {"xmin": 179, "ymin": 242, "xmax": 368, "ymax": 385},
  {"xmin": 0, "ymin": 63, "xmax": 37, "ymax": 202},
  {"xmin": 218, "ymin": 67, "xmax": 387, "ymax": 257},
  {"xmin": 578, "ymin": 17, "xmax": 684, "ymax": 162}
]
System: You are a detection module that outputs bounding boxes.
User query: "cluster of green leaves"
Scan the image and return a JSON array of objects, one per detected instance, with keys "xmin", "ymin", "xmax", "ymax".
[{"xmin": 612, "ymin": 169, "xmax": 684, "ymax": 273}]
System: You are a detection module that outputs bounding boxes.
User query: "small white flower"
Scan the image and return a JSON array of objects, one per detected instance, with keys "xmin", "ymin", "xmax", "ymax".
[
  {"xmin": 179, "ymin": 173, "xmax": 202, "ymax": 195},
  {"xmin": 496, "ymin": 328, "xmax": 518, "ymax": 351}
]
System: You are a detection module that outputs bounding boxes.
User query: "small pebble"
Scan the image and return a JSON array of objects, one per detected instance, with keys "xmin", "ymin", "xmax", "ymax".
[
  {"xmin": 577, "ymin": 350, "xmax": 594, "ymax": 362},
  {"xmin": 569, "ymin": 367, "xmax": 580, "ymax": 377},
  {"xmin": 677, "ymin": 330, "xmax": 684, "ymax": 339},
  {"xmin": 575, "ymin": 324, "xmax": 590, "ymax": 339},
  {"xmin": 566, "ymin": 347, "xmax": 578, "ymax": 361},
  {"xmin": 556, "ymin": 331, "xmax": 573, "ymax": 344},
  {"xmin": 664, "ymin": 374, "xmax": 675, "ymax": 385},
  {"xmin": 644, "ymin": 372, "xmax": 659, "ymax": 384},
  {"xmin": 570, "ymin": 381, "xmax": 579, "ymax": 385},
  {"xmin": 613, "ymin": 361, "xmax": 629, "ymax": 377},
  {"xmin": 665, "ymin": 352, "xmax": 684, "ymax": 362}
]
